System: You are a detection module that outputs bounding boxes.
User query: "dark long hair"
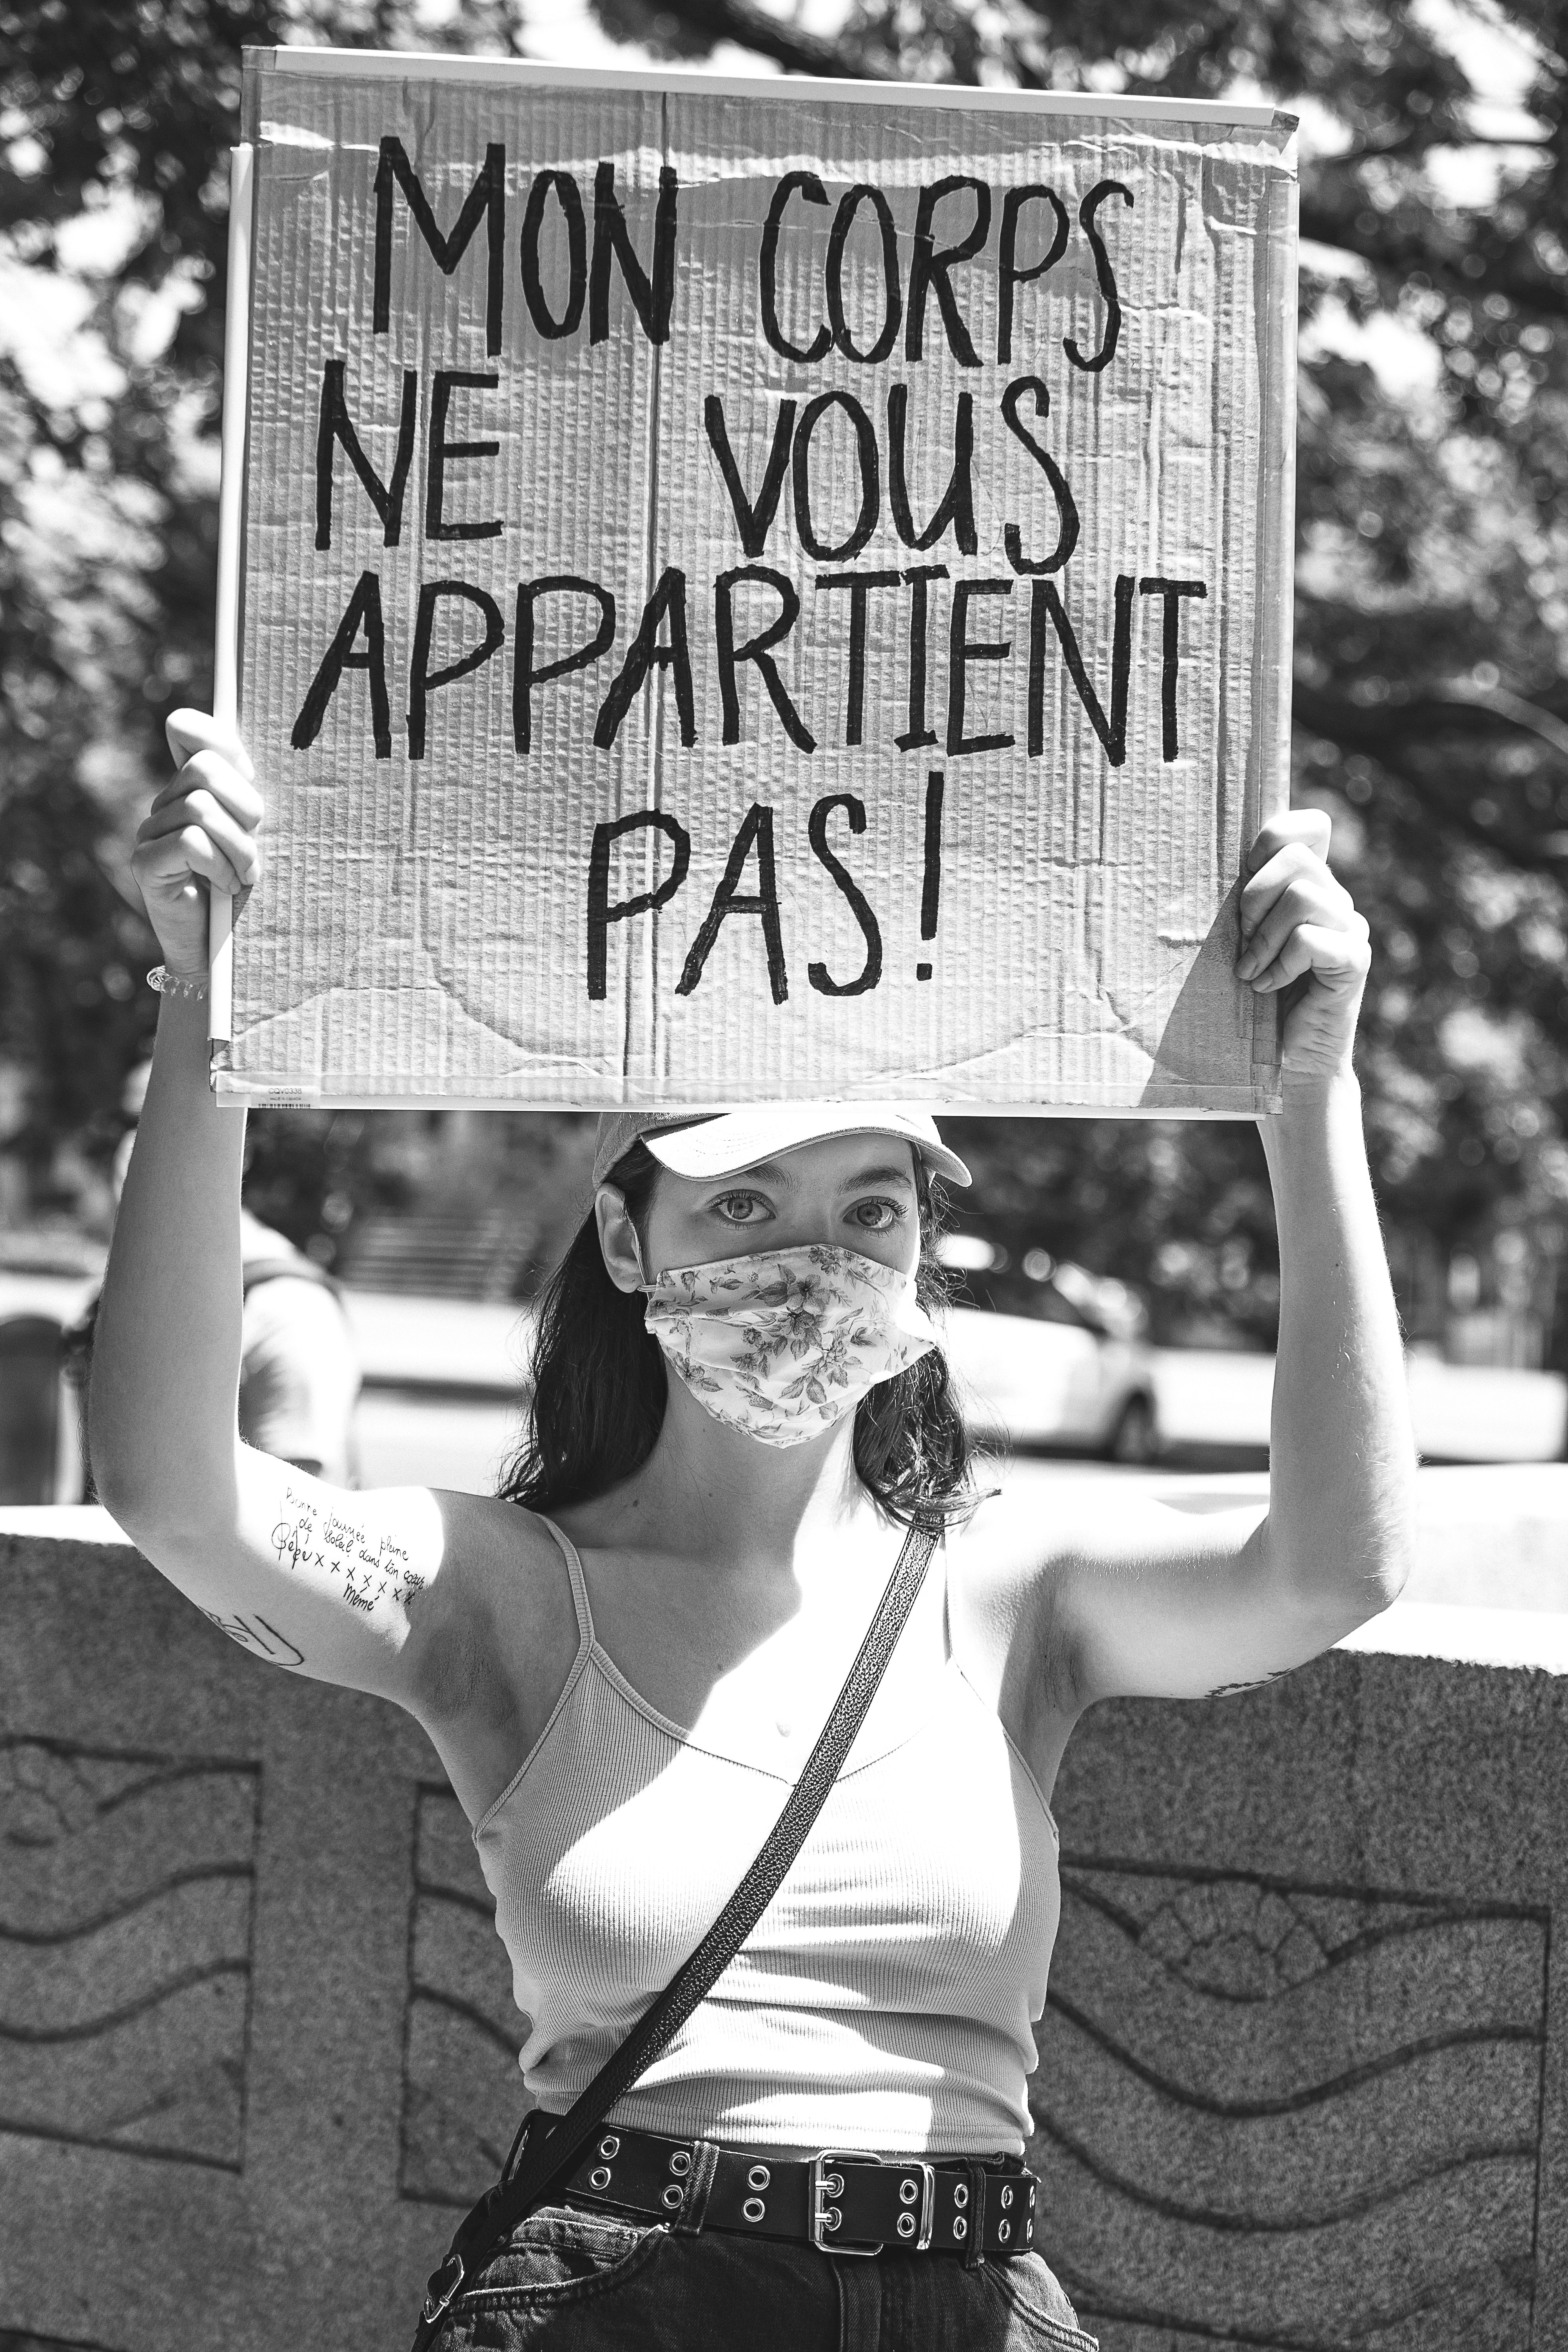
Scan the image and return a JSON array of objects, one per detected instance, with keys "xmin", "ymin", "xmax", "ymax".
[{"xmin": 499, "ymin": 1142, "xmax": 975, "ymax": 1525}]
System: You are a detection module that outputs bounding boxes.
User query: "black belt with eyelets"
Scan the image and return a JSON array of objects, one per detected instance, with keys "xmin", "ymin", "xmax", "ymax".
[{"xmin": 552, "ymin": 2117, "xmax": 1040, "ymax": 2260}]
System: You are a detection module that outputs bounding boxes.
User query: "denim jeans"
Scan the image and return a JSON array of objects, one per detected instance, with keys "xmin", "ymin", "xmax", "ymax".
[{"xmin": 434, "ymin": 2201, "xmax": 1099, "ymax": 2352}]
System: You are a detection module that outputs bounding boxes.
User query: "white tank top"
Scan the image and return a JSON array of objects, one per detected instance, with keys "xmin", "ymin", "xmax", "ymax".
[{"xmin": 471, "ymin": 1515, "xmax": 1061, "ymax": 2154}]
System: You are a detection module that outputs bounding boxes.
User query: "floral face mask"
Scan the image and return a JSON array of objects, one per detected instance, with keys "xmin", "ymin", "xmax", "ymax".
[{"xmin": 640, "ymin": 1242, "xmax": 940, "ymax": 1448}]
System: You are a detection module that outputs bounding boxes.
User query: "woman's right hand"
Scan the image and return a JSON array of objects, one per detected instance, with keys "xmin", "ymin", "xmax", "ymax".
[{"xmin": 131, "ymin": 710, "xmax": 263, "ymax": 978}]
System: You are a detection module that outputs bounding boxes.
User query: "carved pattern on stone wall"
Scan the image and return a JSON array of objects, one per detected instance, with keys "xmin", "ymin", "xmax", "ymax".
[
  {"xmin": 399, "ymin": 1786, "xmax": 523, "ymax": 2206},
  {"xmin": 0, "ymin": 2332, "xmax": 122, "ymax": 2350},
  {"xmin": 392, "ymin": 1805, "xmax": 1552, "ymax": 2348},
  {"xmin": 1031, "ymin": 1861, "xmax": 1548, "ymax": 2352},
  {"xmin": 0, "ymin": 1736, "xmax": 258, "ymax": 2172}
]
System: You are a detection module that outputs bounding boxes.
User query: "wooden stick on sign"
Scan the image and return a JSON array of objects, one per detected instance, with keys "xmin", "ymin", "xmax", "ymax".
[{"xmin": 210, "ymin": 140, "xmax": 254, "ymax": 1056}]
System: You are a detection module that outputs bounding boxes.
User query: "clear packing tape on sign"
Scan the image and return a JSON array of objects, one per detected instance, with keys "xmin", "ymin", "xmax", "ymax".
[{"xmin": 218, "ymin": 49, "xmax": 1298, "ymax": 1113}]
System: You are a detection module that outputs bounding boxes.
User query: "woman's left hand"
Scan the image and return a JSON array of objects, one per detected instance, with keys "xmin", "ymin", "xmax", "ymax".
[{"xmin": 1237, "ymin": 809, "xmax": 1370, "ymax": 1083}]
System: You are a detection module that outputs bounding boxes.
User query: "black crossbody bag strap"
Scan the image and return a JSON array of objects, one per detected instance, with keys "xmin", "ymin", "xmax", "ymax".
[{"xmin": 412, "ymin": 1519, "xmax": 940, "ymax": 2348}]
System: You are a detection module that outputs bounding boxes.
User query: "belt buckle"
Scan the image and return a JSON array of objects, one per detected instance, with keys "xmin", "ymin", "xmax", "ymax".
[
  {"xmin": 811, "ymin": 2149, "xmax": 886, "ymax": 2256},
  {"xmin": 421, "ymin": 2252, "xmax": 465, "ymax": 2324},
  {"xmin": 912, "ymin": 2161, "xmax": 936, "ymax": 2251}
]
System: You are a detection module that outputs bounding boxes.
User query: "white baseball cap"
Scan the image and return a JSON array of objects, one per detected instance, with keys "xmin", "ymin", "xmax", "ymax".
[{"xmin": 592, "ymin": 1106, "xmax": 971, "ymax": 1190}]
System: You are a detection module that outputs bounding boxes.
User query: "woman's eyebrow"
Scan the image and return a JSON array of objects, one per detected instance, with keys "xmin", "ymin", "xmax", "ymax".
[
  {"xmin": 838, "ymin": 1161, "xmax": 916, "ymax": 1189},
  {"xmin": 722, "ymin": 1157, "xmax": 795, "ymax": 1185},
  {"xmin": 710, "ymin": 1157, "xmax": 915, "ymax": 1190}
]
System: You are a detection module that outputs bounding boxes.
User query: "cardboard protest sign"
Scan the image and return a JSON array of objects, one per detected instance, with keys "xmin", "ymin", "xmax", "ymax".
[{"xmin": 218, "ymin": 48, "xmax": 1296, "ymax": 1111}]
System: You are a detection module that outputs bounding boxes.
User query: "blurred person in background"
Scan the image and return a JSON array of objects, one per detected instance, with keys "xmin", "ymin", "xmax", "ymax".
[
  {"xmin": 87, "ymin": 710, "xmax": 1414, "ymax": 2352},
  {"xmin": 64, "ymin": 1055, "xmax": 360, "ymax": 1489}
]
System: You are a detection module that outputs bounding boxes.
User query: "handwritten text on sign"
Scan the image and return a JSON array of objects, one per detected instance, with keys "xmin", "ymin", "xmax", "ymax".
[{"xmin": 231, "ymin": 62, "xmax": 1295, "ymax": 1107}]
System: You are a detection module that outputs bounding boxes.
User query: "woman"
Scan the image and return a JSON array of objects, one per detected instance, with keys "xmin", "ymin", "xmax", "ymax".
[{"xmin": 92, "ymin": 710, "xmax": 1414, "ymax": 2352}]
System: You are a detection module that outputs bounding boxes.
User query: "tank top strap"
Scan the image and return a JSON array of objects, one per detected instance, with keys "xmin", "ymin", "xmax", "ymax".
[{"xmin": 534, "ymin": 1513, "xmax": 595, "ymax": 1652}]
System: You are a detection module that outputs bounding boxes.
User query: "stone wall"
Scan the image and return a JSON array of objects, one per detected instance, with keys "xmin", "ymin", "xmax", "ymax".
[
  {"xmin": 2, "ymin": 1499, "xmax": 1565, "ymax": 2351},
  {"xmin": 1037, "ymin": 1663, "xmax": 1562, "ymax": 2350}
]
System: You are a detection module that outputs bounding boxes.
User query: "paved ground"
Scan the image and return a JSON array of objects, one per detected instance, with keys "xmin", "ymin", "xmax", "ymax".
[
  {"xmin": 6, "ymin": 1272, "xmax": 1565, "ymax": 1503},
  {"xmin": 357, "ymin": 1387, "xmax": 524, "ymax": 1493},
  {"xmin": 352, "ymin": 1394, "xmax": 1198, "ymax": 1498},
  {"xmin": 340, "ymin": 1292, "xmax": 1567, "ymax": 1465},
  {"xmin": 347, "ymin": 1289, "xmax": 1566, "ymax": 1488}
]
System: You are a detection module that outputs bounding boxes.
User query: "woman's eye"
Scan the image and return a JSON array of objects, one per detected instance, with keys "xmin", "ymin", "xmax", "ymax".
[
  {"xmin": 714, "ymin": 1192, "xmax": 767, "ymax": 1223},
  {"xmin": 850, "ymin": 1199, "xmax": 902, "ymax": 1232}
]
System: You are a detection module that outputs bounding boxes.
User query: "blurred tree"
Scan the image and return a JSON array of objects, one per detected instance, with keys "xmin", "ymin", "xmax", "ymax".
[
  {"xmin": 2, "ymin": 0, "xmax": 1566, "ymax": 1359},
  {"xmin": 593, "ymin": 0, "xmax": 1568, "ymax": 1357},
  {"xmin": 0, "ymin": 0, "xmax": 527, "ymax": 1241}
]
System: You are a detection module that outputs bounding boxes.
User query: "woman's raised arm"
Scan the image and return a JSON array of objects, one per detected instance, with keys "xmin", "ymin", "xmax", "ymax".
[
  {"xmin": 1044, "ymin": 809, "xmax": 1417, "ymax": 1708},
  {"xmin": 89, "ymin": 712, "xmax": 467, "ymax": 1707}
]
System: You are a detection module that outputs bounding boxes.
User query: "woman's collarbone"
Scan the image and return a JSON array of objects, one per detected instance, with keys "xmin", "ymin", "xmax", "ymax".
[{"xmin": 600, "ymin": 1567, "xmax": 945, "ymax": 1751}]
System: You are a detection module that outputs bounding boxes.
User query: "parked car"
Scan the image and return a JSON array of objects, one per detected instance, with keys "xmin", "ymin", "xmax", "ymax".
[{"xmin": 937, "ymin": 1243, "xmax": 1160, "ymax": 1461}]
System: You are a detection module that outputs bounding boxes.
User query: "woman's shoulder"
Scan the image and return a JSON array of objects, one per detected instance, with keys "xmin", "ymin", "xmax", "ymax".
[
  {"xmin": 944, "ymin": 1475, "xmax": 1096, "ymax": 1655},
  {"xmin": 947, "ymin": 1475, "xmax": 1063, "ymax": 1580},
  {"xmin": 947, "ymin": 1469, "xmax": 1156, "ymax": 1581},
  {"xmin": 405, "ymin": 1490, "xmax": 581, "ymax": 1721},
  {"xmin": 435, "ymin": 1490, "xmax": 576, "ymax": 1612},
  {"xmin": 384, "ymin": 1492, "xmax": 588, "ymax": 1818}
]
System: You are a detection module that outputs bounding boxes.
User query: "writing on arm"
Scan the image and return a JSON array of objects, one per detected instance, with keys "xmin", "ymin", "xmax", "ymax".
[
  {"xmin": 203, "ymin": 1608, "xmax": 306, "ymax": 1667},
  {"xmin": 146, "ymin": 1453, "xmax": 459, "ymax": 1703},
  {"xmin": 269, "ymin": 1486, "xmax": 428, "ymax": 1615},
  {"xmin": 1206, "ymin": 1665, "xmax": 1297, "ymax": 1700}
]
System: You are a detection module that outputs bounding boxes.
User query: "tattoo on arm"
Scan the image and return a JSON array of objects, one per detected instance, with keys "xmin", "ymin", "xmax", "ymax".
[
  {"xmin": 269, "ymin": 1489, "xmax": 426, "ymax": 1615},
  {"xmin": 203, "ymin": 1608, "xmax": 306, "ymax": 1666},
  {"xmin": 1207, "ymin": 1666, "xmax": 1295, "ymax": 1699}
]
